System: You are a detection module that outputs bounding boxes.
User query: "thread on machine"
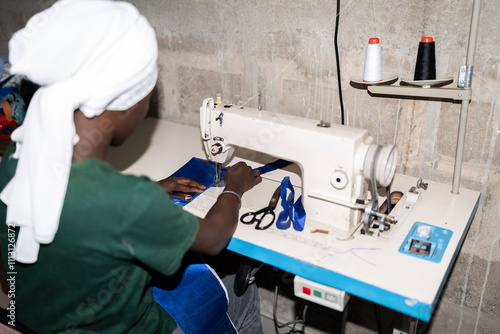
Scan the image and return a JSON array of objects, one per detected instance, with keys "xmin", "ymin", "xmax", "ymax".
[
  {"xmin": 413, "ymin": 37, "xmax": 436, "ymax": 81},
  {"xmin": 363, "ymin": 38, "xmax": 382, "ymax": 82}
]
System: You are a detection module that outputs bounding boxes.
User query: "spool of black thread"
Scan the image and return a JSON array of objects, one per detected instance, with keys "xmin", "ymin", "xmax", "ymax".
[{"xmin": 413, "ymin": 37, "xmax": 436, "ymax": 81}]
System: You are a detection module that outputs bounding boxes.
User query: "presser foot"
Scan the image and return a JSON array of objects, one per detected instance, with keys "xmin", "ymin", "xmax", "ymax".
[{"xmin": 213, "ymin": 180, "xmax": 226, "ymax": 187}]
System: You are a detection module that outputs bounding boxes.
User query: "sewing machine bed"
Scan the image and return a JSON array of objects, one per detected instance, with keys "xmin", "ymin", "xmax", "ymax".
[{"xmin": 107, "ymin": 118, "xmax": 480, "ymax": 322}]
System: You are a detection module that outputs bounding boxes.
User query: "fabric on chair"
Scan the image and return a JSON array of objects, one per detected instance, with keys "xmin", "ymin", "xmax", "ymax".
[{"xmin": 153, "ymin": 260, "xmax": 238, "ymax": 334}]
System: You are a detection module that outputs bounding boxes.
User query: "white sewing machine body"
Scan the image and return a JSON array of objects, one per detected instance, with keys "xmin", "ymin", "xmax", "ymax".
[{"xmin": 200, "ymin": 98, "xmax": 397, "ymax": 236}]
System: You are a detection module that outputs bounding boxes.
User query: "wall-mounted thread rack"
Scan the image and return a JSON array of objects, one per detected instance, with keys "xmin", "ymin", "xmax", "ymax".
[{"xmin": 363, "ymin": 0, "xmax": 481, "ymax": 195}]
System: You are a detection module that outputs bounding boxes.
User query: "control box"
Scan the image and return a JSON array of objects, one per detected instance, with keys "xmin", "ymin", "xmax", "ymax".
[{"xmin": 293, "ymin": 276, "xmax": 349, "ymax": 312}]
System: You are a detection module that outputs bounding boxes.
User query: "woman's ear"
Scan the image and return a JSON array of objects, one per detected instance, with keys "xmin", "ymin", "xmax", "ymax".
[{"xmin": 109, "ymin": 93, "xmax": 152, "ymax": 146}]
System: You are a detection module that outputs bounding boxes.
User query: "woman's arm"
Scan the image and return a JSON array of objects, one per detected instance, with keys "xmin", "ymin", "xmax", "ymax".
[{"xmin": 191, "ymin": 162, "xmax": 261, "ymax": 255}]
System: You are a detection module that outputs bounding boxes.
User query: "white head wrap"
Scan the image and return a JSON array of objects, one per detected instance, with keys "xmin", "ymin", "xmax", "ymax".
[{"xmin": 0, "ymin": 0, "xmax": 158, "ymax": 263}]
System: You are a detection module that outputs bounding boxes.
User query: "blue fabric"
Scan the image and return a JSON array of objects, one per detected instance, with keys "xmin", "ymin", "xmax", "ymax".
[
  {"xmin": 153, "ymin": 262, "xmax": 237, "ymax": 334},
  {"xmin": 254, "ymin": 159, "xmax": 291, "ymax": 175},
  {"xmin": 169, "ymin": 158, "xmax": 291, "ymax": 207},
  {"xmin": 275, "ymin": 176, "xmax": 306, "ymax": 231},
  {"xmin": 169, "ymin": 157, "xmax": 228, "ymax": 206}
]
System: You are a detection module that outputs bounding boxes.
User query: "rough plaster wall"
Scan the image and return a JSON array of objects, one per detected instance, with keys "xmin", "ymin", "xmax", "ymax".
[{"xmin": 1, "ymin": 0, "xmax": 499, "ymax": 333}]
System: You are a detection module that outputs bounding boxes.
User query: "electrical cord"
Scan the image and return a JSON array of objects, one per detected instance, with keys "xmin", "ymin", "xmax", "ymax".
[
  {"xmin": 340, "ymin": 302, "xmax": 348, "ymax": 334},
  {"xmin": 289, "ymin": 302, "xmax": 308, "ymax": 334},
  {"xmin": 374, "ymin": 303, "xmax": 382, "ymax": 334},
  {"xmin": 273, "ymin": 285, "xmax": 308, "ymax": 334},
  {"xmin": 334, "ymin": 0, "xmax": 345, "ymax": 125}
]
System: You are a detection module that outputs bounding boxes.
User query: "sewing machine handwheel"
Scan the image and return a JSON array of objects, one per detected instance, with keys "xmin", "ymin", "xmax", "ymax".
[{"xmin": 234, "ymin": 264, "xmax": 253, "ymax": 297}]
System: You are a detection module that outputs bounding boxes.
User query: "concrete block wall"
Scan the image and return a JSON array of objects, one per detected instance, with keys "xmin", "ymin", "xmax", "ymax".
[{"xmin": 1, "ymin": 0, "xmax": 499, "ymax": 333}]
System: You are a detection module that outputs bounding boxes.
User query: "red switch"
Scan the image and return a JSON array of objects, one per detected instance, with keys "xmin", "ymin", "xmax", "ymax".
[{"xmin": 302, "ymin": 286, "xmax": 311, "ymax": 295}]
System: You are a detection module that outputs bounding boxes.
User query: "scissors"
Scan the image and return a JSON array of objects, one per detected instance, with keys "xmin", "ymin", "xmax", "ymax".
[{"xmin": 240, "ymin": 185, "xmax": 281, "ymax": 230}]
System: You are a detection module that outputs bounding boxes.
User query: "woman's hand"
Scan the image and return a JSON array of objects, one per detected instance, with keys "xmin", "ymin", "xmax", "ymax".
[
  {"xmin": 157, "ymin": 177, "xmax": 205, "ymax": 201},
  {"xmin": 191, "ymin": 162, "xmax": 262, "ymax": 255},
  {"xmin": 223, "ymin": 161, "xmax": 262, "ymax": 195}
]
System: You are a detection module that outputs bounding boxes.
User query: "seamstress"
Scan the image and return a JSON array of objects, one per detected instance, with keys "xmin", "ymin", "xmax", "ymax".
[{"xmin": 0, "ymin": 0, "xmax": 262, "ymax": 333}]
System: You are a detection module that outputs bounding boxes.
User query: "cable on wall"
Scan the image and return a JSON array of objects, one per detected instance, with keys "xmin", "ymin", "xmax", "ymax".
[{"xmin": 334, "ymin": 0, "xmax": 345, "ymax": 125}]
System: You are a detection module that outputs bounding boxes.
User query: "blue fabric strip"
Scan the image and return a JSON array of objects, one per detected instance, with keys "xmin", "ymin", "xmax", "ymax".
[
  {"xmin": 275, "ymin": 176, "xmax": 306, "ymax": 231},
  {"xmin": 254, "ymin": 159, "xmax": 291, "ymax": 175}
]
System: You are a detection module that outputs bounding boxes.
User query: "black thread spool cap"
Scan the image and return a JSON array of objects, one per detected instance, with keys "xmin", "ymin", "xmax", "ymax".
[{"xmin": 414, "ymin": 37, "xmax": 436, "ymax": 81}]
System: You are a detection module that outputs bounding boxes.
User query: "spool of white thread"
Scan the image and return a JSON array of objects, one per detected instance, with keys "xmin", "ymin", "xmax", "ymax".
[{"xmin": 363, "ymin": 38, "xmax": 382, "ymax": 82}]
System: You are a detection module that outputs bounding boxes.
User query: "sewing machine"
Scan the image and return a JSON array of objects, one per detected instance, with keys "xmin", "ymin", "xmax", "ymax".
[
  {"xmin": 107, "ymin": 115, "xmax": 480, "ymax": 322},
  {"xmin": 200, "ymin": 97, "xmax": 398, "ymax": 237}
]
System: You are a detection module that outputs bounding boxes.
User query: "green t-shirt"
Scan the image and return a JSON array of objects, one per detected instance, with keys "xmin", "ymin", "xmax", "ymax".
[{"xmin": 0, "ymin": 143, "xmax": 199, "ymax": 333}]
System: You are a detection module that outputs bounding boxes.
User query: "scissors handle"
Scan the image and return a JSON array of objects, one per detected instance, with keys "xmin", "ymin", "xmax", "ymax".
[
  {"xmin": 240, "ymin": 210, "xmax": 261, "ymax": 225},
  {"xmin": 255, "ymin": 210, "xmax": 275, "ymax": 230},
  {"xmin": 240, "ymin": 207, "xmax": 276, "ymax": 230}
]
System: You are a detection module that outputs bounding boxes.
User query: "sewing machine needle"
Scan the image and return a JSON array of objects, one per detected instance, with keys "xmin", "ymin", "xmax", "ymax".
[{"xmin": 214, "ymin": 162, "xmax": 225, "ymax": 187}]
